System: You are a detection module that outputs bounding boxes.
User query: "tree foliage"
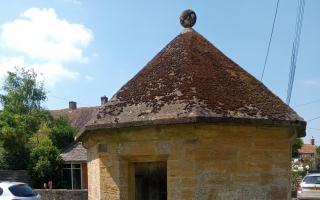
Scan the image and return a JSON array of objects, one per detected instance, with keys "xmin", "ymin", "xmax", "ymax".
[
  {"xmin": 0, "ymin": 68, "xmax": 75, "ymax": 188},
  {"xmin": 0, "ymin": 68, "xmax": 49, "ymax": 169},
  {"xmin": 316, "ymin": 145, "xmax": 320, "ymax": 156},
  {"xmin": 28, "ymin": 121, "xmax": 73, "ymax": 187},
  {"xmin": 49, "ymin": 116, "xmax": 76, "ymax": 151},
  {"xmin": 29, "ymin": 122, "xmax": 52, "ymax": 147},
  {"xmin": 292, "ymin": 138, "xmax": 304, "ymax": 158},
  {"xmin": 28, "ymin": 140, "xmax": 62, "ymax": 188},
  {"xmin": 0, "ymin": 145, "xmax": 8, "ymax": 169}
]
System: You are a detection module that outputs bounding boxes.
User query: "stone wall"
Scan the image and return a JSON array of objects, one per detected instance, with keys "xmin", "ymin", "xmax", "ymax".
[
  {"xmin": 34, "ymin": 189, "xmax": 88, "ymax": 200},
  {"xmin": 0, "ymin": 170, "xmax": 30, "ymax": 184},
  {"xmin": 82, "ymin": 123, "xmax": 296, "ymax": 200}
]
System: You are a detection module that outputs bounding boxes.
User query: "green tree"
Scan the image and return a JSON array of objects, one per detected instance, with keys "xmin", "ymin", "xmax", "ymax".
[
  {"xmin": 49, "ymin": 116, "xmax": 76, "ymax": 150},
  {"xmin": 0, "ymin": 68, "xmax": 46, "ymax": 116},
  {"xmin": 28, "ymin": 121, "xmax": 74, "ymax": 188},
  {"xmin": 0, "ymin": 68, "xmax": 49, "ymax": 169},
  {"xmin": 28, "ymin": 139, "xmax": 62, "ymax": 188},
  {"xmin": 0, "ymin": 68, "xmax": 77, "ymax": 187},
  {"xmin": 292, "ymin": 138, "xmax": 304, "ymax": 158},
  {"xmin": 316, "ymin": 145, "xmax": 320, "ymax": 156},
  {"xmin": 29, "ymin": 122, "xmax": 52, "ymax": 147},
  {"xmin": 0, "ymin": 145, "xmax": 8, "ymax": 169}
]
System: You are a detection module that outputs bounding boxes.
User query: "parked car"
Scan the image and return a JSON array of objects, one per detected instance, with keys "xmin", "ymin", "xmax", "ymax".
[
  {"xmin": 0, "ymin": 182, "xmax": 41, "ymax": 200},
  {"xmin": 297, "ymin": 173, "xmax": 320, "ymax": 199}
]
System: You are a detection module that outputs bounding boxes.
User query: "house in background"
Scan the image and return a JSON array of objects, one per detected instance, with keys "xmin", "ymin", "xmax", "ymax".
[
  {"xmin": 298, "ymin": 138, "xmax": 318, "ymax": 170},
  {"xmin": 50, "ymin": 97, "xmax": 107, "ymax": 189},
  {"xmin": 60, "ymin": 141, "xmax": 88, "ymax": 190},
  {"xmin": 299, "ymin": 138, "xmax": 316, "ymax": 159}
]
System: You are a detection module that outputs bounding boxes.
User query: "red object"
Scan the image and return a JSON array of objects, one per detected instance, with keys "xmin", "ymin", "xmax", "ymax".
[
  {"xmin": 297, "ymin": 183, "xmax": 302, "ymax": 192},
  {"xmin": 82, "ymin": 163, "xmax": 88, "ymax": 189}
]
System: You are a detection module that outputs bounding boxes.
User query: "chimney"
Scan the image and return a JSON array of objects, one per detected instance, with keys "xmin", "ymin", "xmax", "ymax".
[
  {"xmin": 69, "ymin": 101, "xmax": 77, "ymax": 111},
  {"xmin": 311, "ymin": 137, "xmax": 315, "ymax": 145},
  {"xmin": 101, "ymin": 96, "xmax": 108, "ymax": 105}
]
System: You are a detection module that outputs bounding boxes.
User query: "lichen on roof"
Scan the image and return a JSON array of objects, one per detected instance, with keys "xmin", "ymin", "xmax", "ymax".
[{"xmin": 80, "ymin": 28, "xmax": 305, "ymax": 138}]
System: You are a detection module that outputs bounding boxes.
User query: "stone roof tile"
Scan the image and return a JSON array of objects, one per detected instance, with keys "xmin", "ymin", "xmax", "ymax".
[
  {"xmin": 79, "ymin": 29, "xmax": 306, "ymax": 138},
  {"xmin": 51, "ymin": 107, "xmax": 98, "ymax": 130},
  {"xmin": 61, "ymin": 142, "xmax": 87, "ymax": 162}
]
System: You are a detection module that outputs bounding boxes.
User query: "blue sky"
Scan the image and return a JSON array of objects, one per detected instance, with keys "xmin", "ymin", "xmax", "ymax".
[{"xmin": 0, "ymin": 0, "xmax": 319, "ymax": 143}]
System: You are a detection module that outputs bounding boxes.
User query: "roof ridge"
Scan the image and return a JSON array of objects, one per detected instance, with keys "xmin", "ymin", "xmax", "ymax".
[{"xmin": 51, "ymin": 106, "xmax": 99, "ymax": 111}]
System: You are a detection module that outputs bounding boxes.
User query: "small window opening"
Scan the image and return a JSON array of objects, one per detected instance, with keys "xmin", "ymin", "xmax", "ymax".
[{"xmin": 62, "ymin": 163, "xmax": 82, "ymax": 189}]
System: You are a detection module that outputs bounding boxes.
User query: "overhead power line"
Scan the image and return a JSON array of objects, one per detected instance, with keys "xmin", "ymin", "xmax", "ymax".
[
  {"xmin": 308, "ymin": 127, "xmax": 320, "ymax": 131},
  {"xmin": 294, "ymin": 98, "xmax": 320, "ymax": 108},
  {"xmin": 260, "ymin": 0, "xmax": 280, "ymax": 81},
  {"xmin": 286, "ymin": 0, "xmax": 306, "ymax": 105},
  {"xmin": 307, "ymin": 116, "xmax": 320, "ymax": 122}
]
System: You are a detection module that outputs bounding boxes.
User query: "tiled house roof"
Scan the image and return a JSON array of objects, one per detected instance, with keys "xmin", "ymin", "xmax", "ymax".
[
  {"xmin": 78, "ymin": 28, "xmax": 306, "ymax": 138},
  {"xmin": 51, "ymin": 106, "xmax": 98, "ymax": 162},
  {"xmin": 299, "ymin": 144, "xmax": 316, "ymax": 154},
  {"xmin": 51, "ymin": 107, "xmax": 99, "ymax": 130},
  {"xmin": 60, "ymin": 141, "xmax": 87, "ymax": 162}
]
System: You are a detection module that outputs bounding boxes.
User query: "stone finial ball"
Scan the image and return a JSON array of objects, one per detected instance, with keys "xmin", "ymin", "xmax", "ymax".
[{"xmin": 180, "ymin": 9, "xmax": 197, "ymax": 28}]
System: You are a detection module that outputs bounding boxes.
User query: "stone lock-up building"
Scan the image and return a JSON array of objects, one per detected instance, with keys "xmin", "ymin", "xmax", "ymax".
[{"xmin": 77, "ymin": 10, "xmax": 306, "ymax": 200}]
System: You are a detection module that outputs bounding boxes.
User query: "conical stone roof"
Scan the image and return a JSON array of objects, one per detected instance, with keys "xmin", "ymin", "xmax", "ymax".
[{"xmin": 80, "ymin": 28, "xmax": 306, "ymax": 137}]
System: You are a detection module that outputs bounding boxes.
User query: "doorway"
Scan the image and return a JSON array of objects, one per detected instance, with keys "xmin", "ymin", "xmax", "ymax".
[{"xmin": 133, "ymin": 162, "xmax": 167, "ymax": 200}]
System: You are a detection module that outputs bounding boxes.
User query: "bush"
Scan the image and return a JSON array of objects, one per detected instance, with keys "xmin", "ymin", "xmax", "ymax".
[
  {"xmin": 292, "ymin": 138, "xmax": 303, "ymax": 158},
  {"xmin": 28, "ymin": 140, "xmax": 62, "ymax": 188},
  {"xmin": 291, "ymin": 158, "xmax": 309, "ymax": 191},
  {"xmin": 0, "ymin": 145, "xmax": 8, "ymax": 169}
]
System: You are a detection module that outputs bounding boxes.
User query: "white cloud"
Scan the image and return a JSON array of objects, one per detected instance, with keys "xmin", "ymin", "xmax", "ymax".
[
  {"xmin": 0, "ymin": 57, "xmax": 78, "ymax": 87},
  {"xmin": 0, "ymin": 8, "xmax": 93, "ymax": 86},
  {"xmin": 0, "ymin": 57, "xmax": 25, "ymax": 79},
  {"xmin": 84, "ymin": 75, "xmax": 93, "ymax": 81},
  {"xmin": 302, "ymin": 80, "xmax": 320, "ymax": 88},
  {"xmin": 33, "ymin": 63, "xmax": 79, "ymax": 86},
  {"xmin": 1, "ymin": 8, "xmax": 92, "ymax": 62}
]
